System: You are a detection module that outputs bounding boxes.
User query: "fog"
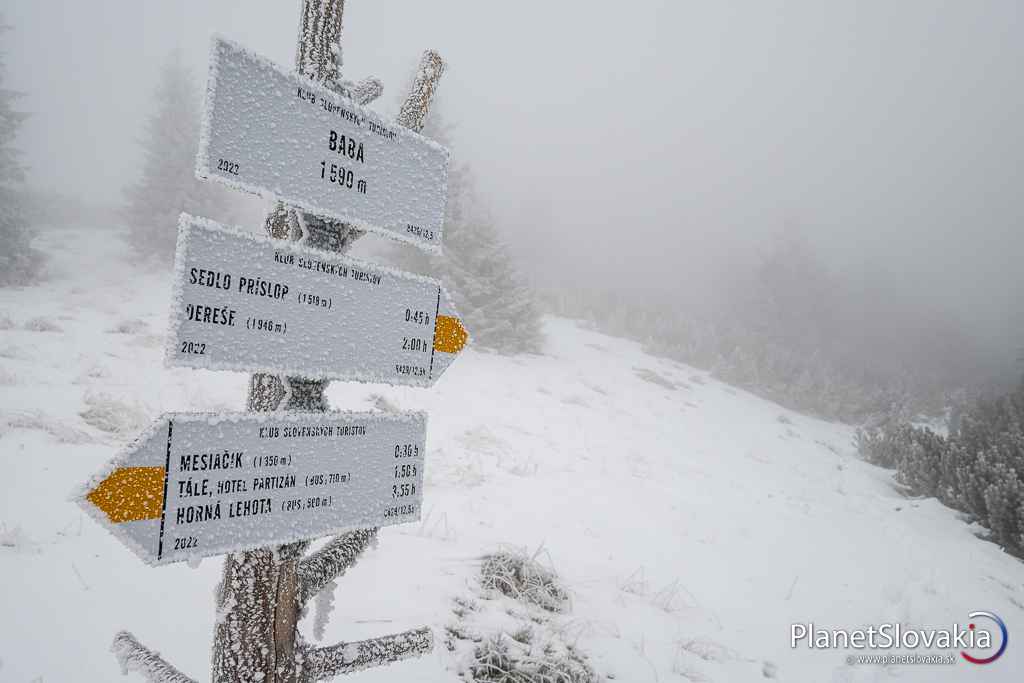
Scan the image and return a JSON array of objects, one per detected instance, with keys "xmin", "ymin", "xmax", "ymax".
[
  {"xmin": 6, "ymin": 0, "xmax": 1023, "ymax": 359},
  {"xmin": 5, "ymin": 5, "xmax": 1024, "ymax": 678}
]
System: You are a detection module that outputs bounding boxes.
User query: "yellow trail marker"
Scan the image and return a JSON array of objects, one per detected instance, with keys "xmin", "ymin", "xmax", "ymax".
[
  {"xmin": 86, "ymin": 467, "xmax": 166, "ymax": 523},
  {"xmin": 434, "ymin": 315, "xmax": 468, "ymax": 354}
]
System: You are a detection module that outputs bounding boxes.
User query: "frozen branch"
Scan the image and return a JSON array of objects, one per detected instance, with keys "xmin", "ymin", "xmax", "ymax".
[
  {"xmin": 297, "ymin": 528, "xmax": 378, "ymax": 606},
  {"xmin": 300, "ymin": 626, "xmax": 433, "ymax": 681},
  {"xmin": 111, "ymin": 631, "xmax": 196, "ymax": 683},
  {"xmin": 397, "ymin": 50, "xmax": 446, "ymax": 133},
  {"xmin": 351, "ymin": 77, "xmax": 383, "ymax": 105}
]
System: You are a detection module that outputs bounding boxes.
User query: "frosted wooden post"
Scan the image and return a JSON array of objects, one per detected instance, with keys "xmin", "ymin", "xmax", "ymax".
[
  {"xmin": 211, "ymin": 1, "xmax": 446, "ymax": 682},
  {"xmin": 109, "ymin": 2, "xmax": 446, "ymax": 682}
]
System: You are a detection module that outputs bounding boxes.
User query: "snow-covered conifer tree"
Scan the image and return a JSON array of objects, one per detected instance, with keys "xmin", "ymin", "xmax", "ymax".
[
  {"xmin": 389, "ymin": 97, "xmax": 544, "ymax": 354},
  {"xmin": 0, "ymin": 19, "xmax": 36, "ymax": 286},
  {"xmin": 122, "ymin": 52, "xmax": 238, "ymax": 263}
]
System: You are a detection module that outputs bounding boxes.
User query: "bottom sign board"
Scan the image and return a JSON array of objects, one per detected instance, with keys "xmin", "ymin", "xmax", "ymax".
[{"xmin": 76, "ymin": 411, "xmax": 426, "ymax": 565}]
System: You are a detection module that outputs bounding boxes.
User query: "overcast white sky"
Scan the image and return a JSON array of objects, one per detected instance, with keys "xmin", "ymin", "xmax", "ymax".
[{"xmin": 5, "ymin": 1, "xmax": 1023, "ymax": 354}]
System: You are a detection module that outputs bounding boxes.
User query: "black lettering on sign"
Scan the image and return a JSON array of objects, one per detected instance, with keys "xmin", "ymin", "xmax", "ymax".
[
  {"xmin": 189, "ymin": 268, "xmax": 232, "ymax": 290},
  {"xmin": 180, "ymin": 341, "xmax": 206, "ymax": 355},
  {"xmin": 185, "ymin": 303, "xmax": 236, "ymax": 327},
  {"xmin": 173, "ymin": 536, "xmax": 199, "ymax": 550},
  {"xmin": 217, "ymin": 159, "xmax": 240, "ymax": 175},
  {"xmin": 328, "ymin": 130, "xmax": 365, "ymax": 163},
  {"xmin": 237, "ymin": 276, "xmax": 289, "ymax": 300}
]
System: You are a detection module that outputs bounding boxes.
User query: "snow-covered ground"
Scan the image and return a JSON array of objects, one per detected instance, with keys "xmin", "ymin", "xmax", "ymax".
[{"xmin": 1, "ymin": 224, "xmax": 1022, "ymax": 682}]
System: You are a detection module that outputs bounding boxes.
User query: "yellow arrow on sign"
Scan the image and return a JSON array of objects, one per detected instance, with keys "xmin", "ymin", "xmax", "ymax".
[
  {"xmin": 433, "ymin": 315, "xmax": 468, "ymax": 354},
  {"xmin": 86, "ymin": 467, "xmax": 166, "ymax": 523}
]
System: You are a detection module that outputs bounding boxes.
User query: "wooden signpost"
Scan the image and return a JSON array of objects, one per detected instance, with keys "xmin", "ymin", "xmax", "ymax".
[
  {"xmin": 166, "ymin": 214, "xmax": 467, "ymax": 386},
  {"xmin": 79, "ymin": 2, "xmax": 460, "ymax": 681},
  {"xmin": 79, "ymin": 411, "xmax": 427, "ymax": 565}
]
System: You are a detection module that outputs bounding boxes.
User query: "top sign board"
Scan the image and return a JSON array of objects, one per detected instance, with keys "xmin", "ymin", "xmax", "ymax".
[{"xmin": 197, "ymin": 36, "xmax": 450, "ymax": 253}]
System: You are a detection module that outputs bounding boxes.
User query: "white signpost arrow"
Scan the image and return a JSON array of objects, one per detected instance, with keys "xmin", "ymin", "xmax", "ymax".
[
  {"xmin": 166, "ymin": 214, "xmax": 468, "ymax": 386},
  {"xmin": 76, "ymin": 410, "xmax": 426, "ymax": 565},
  {"xmin": 197, "ymin": 36, "xmax": 450, "ymax": 252}
]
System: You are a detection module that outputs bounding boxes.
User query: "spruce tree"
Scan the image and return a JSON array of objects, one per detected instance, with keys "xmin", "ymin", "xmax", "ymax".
[
  {"xmin": 0, "ymin": 19, "xmax": 36, "ymax": 286},
  {"xmin": 122, "ymin": 51, "xmax": 238, "ymax": 263},
  {"xmin": 388, "ymin": 97, "xmax": 543, "ymax": 354}
]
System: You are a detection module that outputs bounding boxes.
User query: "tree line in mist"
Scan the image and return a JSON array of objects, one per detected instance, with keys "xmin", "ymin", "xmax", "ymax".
[
  {"xmin": 1, "ymin": 23, "xmax": 1018, "ymax": 429},
  {"xmin": 544, "ymin": 230, "xmax": 1015, "ymax": 425}
]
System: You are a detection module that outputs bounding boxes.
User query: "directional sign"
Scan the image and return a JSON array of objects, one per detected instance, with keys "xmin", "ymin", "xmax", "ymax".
[
  {"xmin": 76, "ymin": 411, "xmax": 427, "ymax": 565},
  {"xmin": 166, "ymin": 214, "xmax": 468, "ymax": 386},
  {"xmin": 196, "ymin": 35, "xmax": 450, "ymax": 253}
]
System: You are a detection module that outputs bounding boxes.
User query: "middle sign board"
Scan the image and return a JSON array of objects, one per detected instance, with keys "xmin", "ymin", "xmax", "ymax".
[{"xmin": 166, "ymin": 214, "xmax": 467, "ymax": 386}]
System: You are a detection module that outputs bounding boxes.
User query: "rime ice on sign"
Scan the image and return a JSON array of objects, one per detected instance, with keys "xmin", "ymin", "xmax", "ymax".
[
  {"xmin": 196, "ymin": 36, "xmax": 450, "ymax": 253},
  {"xmin": 76, "ymin": 411, "xmax": 428, "ymax": 565},
  {"xmin": 166, "ymin": 214, "xmax": 467, "ymax": 386}
]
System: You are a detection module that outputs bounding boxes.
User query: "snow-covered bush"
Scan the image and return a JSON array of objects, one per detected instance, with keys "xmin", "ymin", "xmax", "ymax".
[
  {"xmin": 469, "ymin": 634, "xmax": 597, "ymax": 683},
  {"xmin": 857, "ymin": 378, "xmax": 1024, "ymax": 556},
  {"xmin": 448, "ymin": 548, "xmax": 597, "ymax": 683},
  {"xmin": 480, "ymin": 548, "xmax": 568, "ymax": 613}
]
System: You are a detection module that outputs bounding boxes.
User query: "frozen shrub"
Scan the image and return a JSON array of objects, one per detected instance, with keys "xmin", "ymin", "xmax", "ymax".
[
  {"xmin": 480, "ymin": 549, "xmax": 568, "ymax": 613},
  {"xmin": 469, "ymin": 634, "xmax": 598, "ymax": 683},
  {"xmin": 894, "ymin": 427, "xmax": 948, "ymax": 498},
  {"xmin": 23, "ymin": 316, "xmax": 61, "ymax": 332},
  {"xmin": 854, "ymin": 422, "xmax": 914, "ymax": 469},
  {"xmin": 857, "ymin": 378, "xmax": 1024, "ymax": 556},
  {"xmin": 983, "ymin": 469, "xmax": 1024, "ymax": 551},
  {"xmin": 1020, "ymin": 500, "xmax": 1024, "ymax": 552}
]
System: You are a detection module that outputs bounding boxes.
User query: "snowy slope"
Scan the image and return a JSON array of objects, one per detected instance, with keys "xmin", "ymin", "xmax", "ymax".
[{"xmin": 1, "ymin": 224, "xmax": 1022, "ymax": 682}]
